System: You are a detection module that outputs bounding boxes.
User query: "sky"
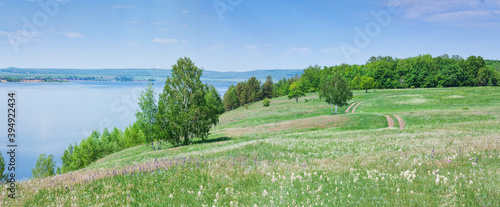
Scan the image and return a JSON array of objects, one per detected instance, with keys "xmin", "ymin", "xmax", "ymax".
[{"xmin": 0, "ymin": 0, "xmax": 499, "ymax": 71}]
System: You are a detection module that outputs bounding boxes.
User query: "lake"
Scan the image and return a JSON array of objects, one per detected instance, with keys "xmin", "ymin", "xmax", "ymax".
[{"xmin": 0, "ymin": 81, "xmax": 232, "ymax": 180}]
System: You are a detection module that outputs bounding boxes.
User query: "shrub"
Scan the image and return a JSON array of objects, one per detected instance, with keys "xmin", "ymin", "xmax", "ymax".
[
  {"xmin": 411, "ymin": 86, "xmax": 415, "ymax": 89},
  {"xmin": 263, "ymin": 98, "xmax": 270, "ymax": 107},
  {"xmin": 245, "ymin": 104, "xmax": 248, "ymax": 109},
  {"xmin": 304, "ymin": 99, "xmax": 309, "ymax": 102},
  {"xmin": 462, "ymin": 107, "xmax": 469, "ymax": 110}
]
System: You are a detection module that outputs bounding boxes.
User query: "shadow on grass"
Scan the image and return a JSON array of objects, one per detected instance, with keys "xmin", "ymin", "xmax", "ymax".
[{"xmin": 192, "ymin": 136, "xmax": 231, "ymax": 145}]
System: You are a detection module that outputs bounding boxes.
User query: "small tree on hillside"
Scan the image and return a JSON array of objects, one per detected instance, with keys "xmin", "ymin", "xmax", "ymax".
[
  {"xmin": 360, "ymin": 76, "xmax": 374, "ymax": 92},
  {"xmin": 288, "ymin": 81, "xmax": 305, "ymax": 103},
  {"xmin": 319, "ymin": 73, "xmax": 353, "ymax": 115},
  {"xmin": 157, "ymin": 57, "xmax": 220, "ymax": 145},
  {"xmin": 31, "ymin": 153, "xmax": 56, "ymax": 179},
  {"xmin": 136, "ymin": 82, "xmax": 158, "ymax": 150}
]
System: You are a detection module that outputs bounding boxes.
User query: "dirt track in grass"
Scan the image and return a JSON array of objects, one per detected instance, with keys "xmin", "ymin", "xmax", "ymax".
[
  {"xmin": 394, "ymin": 115, "xmax": 405, "ymax": 130},
  {"xmin": 384, "ymin": 115, "xmax": 395, "ymax": 128},
  {"xmin": 345, "ymin": 102, "xmax": 358, "ymax": 113},
  {"xmin": 352, "ymin": 102, "xmax": 363, "ymax": 113}
]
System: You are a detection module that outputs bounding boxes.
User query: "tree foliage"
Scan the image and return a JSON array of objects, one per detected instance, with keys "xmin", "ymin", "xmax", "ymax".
[
  {"xmin": 157, "ymin": 57, "xmax": 219, "ymax": 145},
  {"xmin": 288, "ymin": 81, "xmax": 305, "ymax": 103},
  {"xmin": 360, "ymin": 76, "xmax": 374, "ymax": 92},
  {"xmin": 0, "ymin": 151, "xmax": 7, "ymax": 181},
  {"xmin": 32, "ymin": 153, "xmax": 56, "ymax": 179},
  {"xmin": 319, "ymin": 72, "xmax": 353, "ymax": 115},
  {"xmin": 136, "ymin": 83, "xmax": 158, "ymax": 150}
]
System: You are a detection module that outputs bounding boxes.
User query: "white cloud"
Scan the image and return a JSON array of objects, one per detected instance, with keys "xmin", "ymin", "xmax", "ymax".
[
  {"xmin": 182, "ymin": 9, "xmax": 188, "ymax": 14},
  {"xmin": 50, "ymin": 30, "xmax": 85, "ymax": 38},
  {"xmin": 393, "ymin": 0, "xmax": 500, "ymax": 23},
  {"xmin": 153, "ymin": 38, "xmax": 178, "ymax": 44},
  {"xmin": 0, "ymin": 31, "xmax": 9, "ymax": 36},
  {"xmin": 287, "ymin": 47, "xmax": 313, "ymax": 55},
  {"xmin": 64, "ymin": 32, "xmax": 85, "ymax": 38},
  {"xmin": 207, "ymin": 45, "xmax": 225, "ymax": 51},
  {"xmin": 244, "ymin": 45, "xmax": 258, "ymax": 50}
]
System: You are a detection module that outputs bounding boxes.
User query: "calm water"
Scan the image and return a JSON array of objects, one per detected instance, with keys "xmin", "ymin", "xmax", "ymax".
[{"xmin": 0, "ymin": 81, "xmax": 231, "ymax": 180}]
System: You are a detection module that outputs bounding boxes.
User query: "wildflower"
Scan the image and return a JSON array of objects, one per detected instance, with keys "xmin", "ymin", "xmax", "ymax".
[
  {"xmin": 198, "ymin": 191, "xmax": 202, "ymax": 197},
  {"xmin": 411, "ymin": 191, "xmax": 414, "ymax": 194},
  {"xmin": 397, "ymin": 188, "xmax": 400, "ymax": 192},
  {"xmin": 169, "ymin": 194, "xmax": 173, "ymax": 198},
  {"xmin": 348, "ymin": 194, "xmax": 351, "ymax": 198},
  {"xmin": 448, "ymin": 160, "xmax": 451, "ymax": 163},
  {"xmin": 262, "ymin": 189, "xmax": 268, "ymax": 197}
]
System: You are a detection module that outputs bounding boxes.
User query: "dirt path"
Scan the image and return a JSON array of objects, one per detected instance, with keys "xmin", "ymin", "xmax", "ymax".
[
  {"xmin": 351, "ymin": 102, "xmax": 363, "ymax": 113},
  {"xmin": 384, "ymin": 115, "xmax": 395, "ymax": 128},
  {"xmin": 345, "ymin": 102, "xmax": 358, "ymax": 113},
  {"xmin": 394, "ymin": 115, "xmax": 405, "ymax": 130}
]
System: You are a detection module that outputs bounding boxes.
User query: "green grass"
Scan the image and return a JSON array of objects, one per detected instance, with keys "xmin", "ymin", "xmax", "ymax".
[{"xmin": 3, "ymin": 87, "xmax": 500, "ymax": 206}]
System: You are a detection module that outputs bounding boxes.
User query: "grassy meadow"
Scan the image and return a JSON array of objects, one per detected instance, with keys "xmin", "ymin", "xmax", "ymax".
[{"xmin": 2, "ymin": 87, "xmax": 499, "ymax": 206}]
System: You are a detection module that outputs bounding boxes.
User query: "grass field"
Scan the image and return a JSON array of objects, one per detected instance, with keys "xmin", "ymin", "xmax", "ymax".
[{"xmin": 2, "ymin": 87, "xmax": 499, "ymax": 206}]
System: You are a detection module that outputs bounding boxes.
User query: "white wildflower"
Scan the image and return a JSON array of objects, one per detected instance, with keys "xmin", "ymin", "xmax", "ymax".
[{"xmin": 262, "ymin": 189, "xmax": 268, "ymax": 197}]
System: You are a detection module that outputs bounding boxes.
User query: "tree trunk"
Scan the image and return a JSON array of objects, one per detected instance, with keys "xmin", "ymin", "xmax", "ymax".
[
  {"xmin": 151, "ymin": 141, "xmax": 156, "ymax": 151},
  {"xmin": 296, "ymin": 98, "xmax": 298, "ymax": 103},
  {"xmin": 335, "ymin": 104, "xmax": 337, "ymax": 114},
  {"xmin": 365, "ymin": 88, "xmax": 368, "ymax": 93},
  {"xmin": 330, "ymin": 103, "xmax": 334, "ymax": 115},
  {"xmin": 183, "ymin": 134, "xmax": 189, "ymax": 145},
  {"xmin": 150, "ymin": 129, "xmax": 156, "ymax": 151}
]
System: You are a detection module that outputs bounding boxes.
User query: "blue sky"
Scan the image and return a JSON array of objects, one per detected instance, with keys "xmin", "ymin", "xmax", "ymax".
[{"xmin": 0, "ymin": 0, "xmax": 499, "ymax": 71}]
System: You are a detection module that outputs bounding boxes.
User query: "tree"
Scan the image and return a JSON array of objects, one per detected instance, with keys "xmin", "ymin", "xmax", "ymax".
[
  {"xmin": 60, "ymin": 144, "xmax": 74, "ymax": 174},
  {"xmin": 223, "ymin": 85, "xmax": 238, "ymax": 111},
  {"xmin": 288, "ymin": 81, "xmax": 305, "ymax": 103},
  {"xmin": 205, "ymin": 84, "xmax": 225, "ymax": 115},
  {"xmin": 319, "ymin": 72, "xmax": 353, "ymax": 115},
  {"xmin": 157, "ymin": 57, "xmax": 219, "ymax": 145},
  {"xmin": 352, "ymin": 75, "xmax": 361, "ymax": 89},
  {"xmin": 301, "ymin": 65, "xmax": 322, "ymax": 92},
  {"xmin": 360, "ymin": 76, "xmax": 374, "ymax": 92},
  {"xmin": 0, "ymin": 151, "xmax": 7, "ymax": 181},
  {"xmin": 136, "ymin": 82, "xmax": 158, "ymax": 150},
  {"xmin": 246, "ymin": 77, "xmax": 262, "ymax": 103},
  {"xmin": 123, "ymin": 122, "xmax": 145, "ymax": 148},
  {"xmin": 31, "ymin": 153, "xmax": 56, "ymax": 179},
  {"xmin": 262, "ymin": 75, "xmax": 273, "ymax": 99}
]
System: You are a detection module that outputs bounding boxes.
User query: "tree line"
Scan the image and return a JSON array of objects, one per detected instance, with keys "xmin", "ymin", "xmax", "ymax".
[{"xmin": 222, "ymin": 54, "xmax": 499, "ymax": 112}]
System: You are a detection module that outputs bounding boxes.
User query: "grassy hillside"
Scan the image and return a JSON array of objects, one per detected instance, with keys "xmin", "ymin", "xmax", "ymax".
[{"xmin": 3, "ymin": 87, "xmax": 499, "ymax": 206}]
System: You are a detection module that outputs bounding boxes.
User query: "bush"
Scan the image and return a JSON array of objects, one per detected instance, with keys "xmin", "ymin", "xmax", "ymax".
[
  {"xmin": 411, "ymin": 86, "xmax": 415, "ymax": 89},
  {"xmin": 245, "ymin": 104, "xmax": 248, "ymax": 109},
  {"xmin": 263, "ymin": 98, "xmax": 270, "ymax": 107},
  {"xmin": 462, "ymin": 107, "xmax": 469, "ymax": 110},
  {"xmin": 304, "ymin": 99, "xmax": 309, "ymax": 102}
]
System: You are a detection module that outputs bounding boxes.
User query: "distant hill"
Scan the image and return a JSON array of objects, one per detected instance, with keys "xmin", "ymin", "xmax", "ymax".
[{"xmin": 0, "ymin": 68, "xmax": 303, "ymax": 81}]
